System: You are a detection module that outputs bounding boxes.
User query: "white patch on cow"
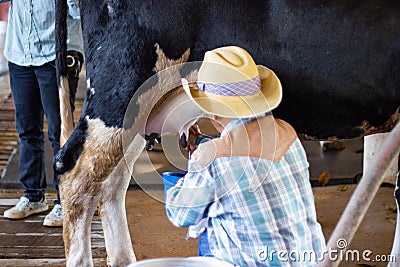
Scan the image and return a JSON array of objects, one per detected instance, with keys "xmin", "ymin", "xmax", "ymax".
[
  {"xmin": 86, "ymin": 79, "xmax": 95, "ymax": 95},
  {"xmin": 87, "ymin": 116, "xmax": 120, "ymax": 148},
  {"xmin": 56, "ymin": 161, "xmax": 64, "ymax": 170},
  {"xmin": 107, "ymin": 4, "xmax": 115, "ymax": 14}
]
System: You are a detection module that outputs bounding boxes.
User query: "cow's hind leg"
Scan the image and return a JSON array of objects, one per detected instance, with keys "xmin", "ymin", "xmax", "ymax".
[
  {"xmin": 60, "ymin": 179, "xmax": 101, "ymax": 267},
  {"xmin": 58, "ymin": 118, "xmax": 132, "ymax": 266},
  {"xmin": 98, "ymin": 156, "xmax": 136, "ymax": 266},
  {"xmin": 98, "ymin": 134, "xmax": 146, "ymax": 266}
]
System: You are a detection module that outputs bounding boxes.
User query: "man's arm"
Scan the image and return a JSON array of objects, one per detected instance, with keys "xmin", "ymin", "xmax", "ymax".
[{"xmin": 165, "ymin": 160, "xmax": 215, "ymax": 228}]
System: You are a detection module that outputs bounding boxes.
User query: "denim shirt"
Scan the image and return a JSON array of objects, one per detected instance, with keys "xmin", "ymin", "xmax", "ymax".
[{"xmin": 4, "ymin": 0, "xmax": 83, "ymax": 66}]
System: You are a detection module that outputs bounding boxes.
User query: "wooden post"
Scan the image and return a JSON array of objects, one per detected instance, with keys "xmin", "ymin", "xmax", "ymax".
[{"xmin": 364, "ymin": 132, "xmax": 399, "ymax": 185}]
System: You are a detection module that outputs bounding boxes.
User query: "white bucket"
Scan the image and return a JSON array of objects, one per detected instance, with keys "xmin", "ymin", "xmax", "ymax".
[
  {"xmin": 127, "ymin": 257, "xmax": 235, "ymax": 267},
  {"xmin": 363, "ymin": 132, "xmax": 399, "ymax": 185}
]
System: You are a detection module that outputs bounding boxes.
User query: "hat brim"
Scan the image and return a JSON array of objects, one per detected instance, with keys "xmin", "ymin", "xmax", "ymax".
[{"xmin": 182, "ymin": 66, "xmax": 282, "ymax": 118}]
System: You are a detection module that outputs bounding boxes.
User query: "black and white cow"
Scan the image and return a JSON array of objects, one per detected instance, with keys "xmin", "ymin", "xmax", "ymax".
[{"xmin": 55, "ymin": 1, "xmax": 400, "ymax": 266}]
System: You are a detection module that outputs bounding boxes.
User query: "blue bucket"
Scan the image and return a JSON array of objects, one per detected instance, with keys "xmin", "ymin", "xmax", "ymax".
[{"xmin": 162, "ymin": 171, "xmax": 186, "ymax": 204}]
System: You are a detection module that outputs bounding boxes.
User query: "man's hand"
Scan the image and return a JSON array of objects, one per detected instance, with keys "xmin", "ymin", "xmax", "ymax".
[{"xmin": 180, "ymin": 124, "xmax": 202, "ymax": 153}]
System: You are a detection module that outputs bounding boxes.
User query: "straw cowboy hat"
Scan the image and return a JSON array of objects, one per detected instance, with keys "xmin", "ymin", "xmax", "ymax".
[{"xmin": 182, "ymin": 46, "xmax": 282, "ymax": 118}]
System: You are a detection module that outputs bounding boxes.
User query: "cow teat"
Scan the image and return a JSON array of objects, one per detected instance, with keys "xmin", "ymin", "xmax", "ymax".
[{"xmin": 145, "ymin": 133, "xmax": 161, "ymax": 151}]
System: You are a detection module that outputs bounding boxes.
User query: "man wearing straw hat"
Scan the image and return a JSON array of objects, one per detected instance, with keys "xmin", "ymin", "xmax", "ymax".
[{"xmin": 166, "ymin": 46, "xmax": 326, "ymax": 266}]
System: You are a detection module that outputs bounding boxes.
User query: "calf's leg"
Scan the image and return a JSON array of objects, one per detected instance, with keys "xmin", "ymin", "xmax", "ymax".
[
  {"xmin": 98, "ymin": 135, "xmax": 146, "ymax": 266},
  {"xmin": 60, "ymin": 179, "xmax": 101, "ymax": 267},
  {"xmin": 59, "ymin": 118, "xmax": 126, "ymax": 266}
]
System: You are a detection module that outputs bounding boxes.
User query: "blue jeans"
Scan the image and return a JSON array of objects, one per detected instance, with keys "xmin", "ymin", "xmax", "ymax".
[
  {"xmin": 9, "ymin": 61, "xmax": 61, "ymax": 204},
  {"xmin": 198, "ymin": 230, "xmax": 213, "ymax": 257}
]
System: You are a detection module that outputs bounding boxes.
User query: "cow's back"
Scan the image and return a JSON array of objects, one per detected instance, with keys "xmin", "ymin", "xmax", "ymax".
[{"xmin": 80, "ymin": 0, "xmax": 400, "ymax": 137}]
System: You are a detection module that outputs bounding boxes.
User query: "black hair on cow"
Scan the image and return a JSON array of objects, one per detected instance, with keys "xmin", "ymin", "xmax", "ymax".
[{"xmin": 55, "ymin": 0, "xmax": 68, "ymax": 80}]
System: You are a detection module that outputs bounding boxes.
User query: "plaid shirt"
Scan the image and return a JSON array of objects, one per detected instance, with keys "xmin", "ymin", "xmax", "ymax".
[
  {"xmin": 4, "ymin": 0, "xmax": 83, "ymax": 66},
  {"xmin": 166, "ymin": 118, "xmax": 326, "ymax": 267}
]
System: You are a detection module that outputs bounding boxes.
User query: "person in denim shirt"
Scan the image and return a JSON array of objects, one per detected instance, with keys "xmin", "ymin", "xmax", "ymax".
[{"xmin": 2, "ymin": 0, "xmax": 84, "ymax": 227}]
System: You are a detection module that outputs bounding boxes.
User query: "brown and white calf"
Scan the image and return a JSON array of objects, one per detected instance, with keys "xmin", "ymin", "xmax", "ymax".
[
  {"xmin": 55, "ymin": 0, "xmax": 400, "ymax": 266},
  {"xmin": 57, "ymin": 43, "xmax": 202, "ymax": 266}
]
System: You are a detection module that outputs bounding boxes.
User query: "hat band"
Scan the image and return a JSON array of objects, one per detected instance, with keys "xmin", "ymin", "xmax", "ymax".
[{"xmin": 196, "ymin": 75, "xmax": 261, "ymax": 96}]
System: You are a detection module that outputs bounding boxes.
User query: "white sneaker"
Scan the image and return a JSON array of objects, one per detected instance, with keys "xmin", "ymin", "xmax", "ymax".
[
  {"xmin": 43, "ymin": 204, "xmax": 63, "ymax": 227},
  {"xmin": 3, "ymin": 196, "xmax": 49, "ymax": 219}
]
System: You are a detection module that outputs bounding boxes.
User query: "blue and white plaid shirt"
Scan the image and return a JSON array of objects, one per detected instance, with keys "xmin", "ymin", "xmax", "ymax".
[
  {"xmin": 4, "ymin": 0, "xmax": 83, "ymax": 66},
  {"xmin": 166, "ymin": 118, "xmax": 326, "ymax": 267}
]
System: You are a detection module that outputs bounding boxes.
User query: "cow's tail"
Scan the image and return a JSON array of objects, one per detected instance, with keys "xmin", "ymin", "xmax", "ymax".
[{"xmin": 55, "ymin": 0, "xmax": 74, "ymax": 146}]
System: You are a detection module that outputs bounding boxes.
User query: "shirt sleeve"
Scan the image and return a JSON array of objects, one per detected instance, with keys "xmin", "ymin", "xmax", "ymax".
[{"xmin": 165, "ymin": 158, "xmax": 215, "ymax": 228}]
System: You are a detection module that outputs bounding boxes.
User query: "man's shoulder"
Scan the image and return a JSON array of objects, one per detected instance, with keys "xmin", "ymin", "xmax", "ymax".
[
  {"xmin": 270, "ymin": 117, "xmax": 296, "ymax": 135},
  {"xmin": 191, "ymin": 117, "xmax": 299, "ymax": 167}
]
